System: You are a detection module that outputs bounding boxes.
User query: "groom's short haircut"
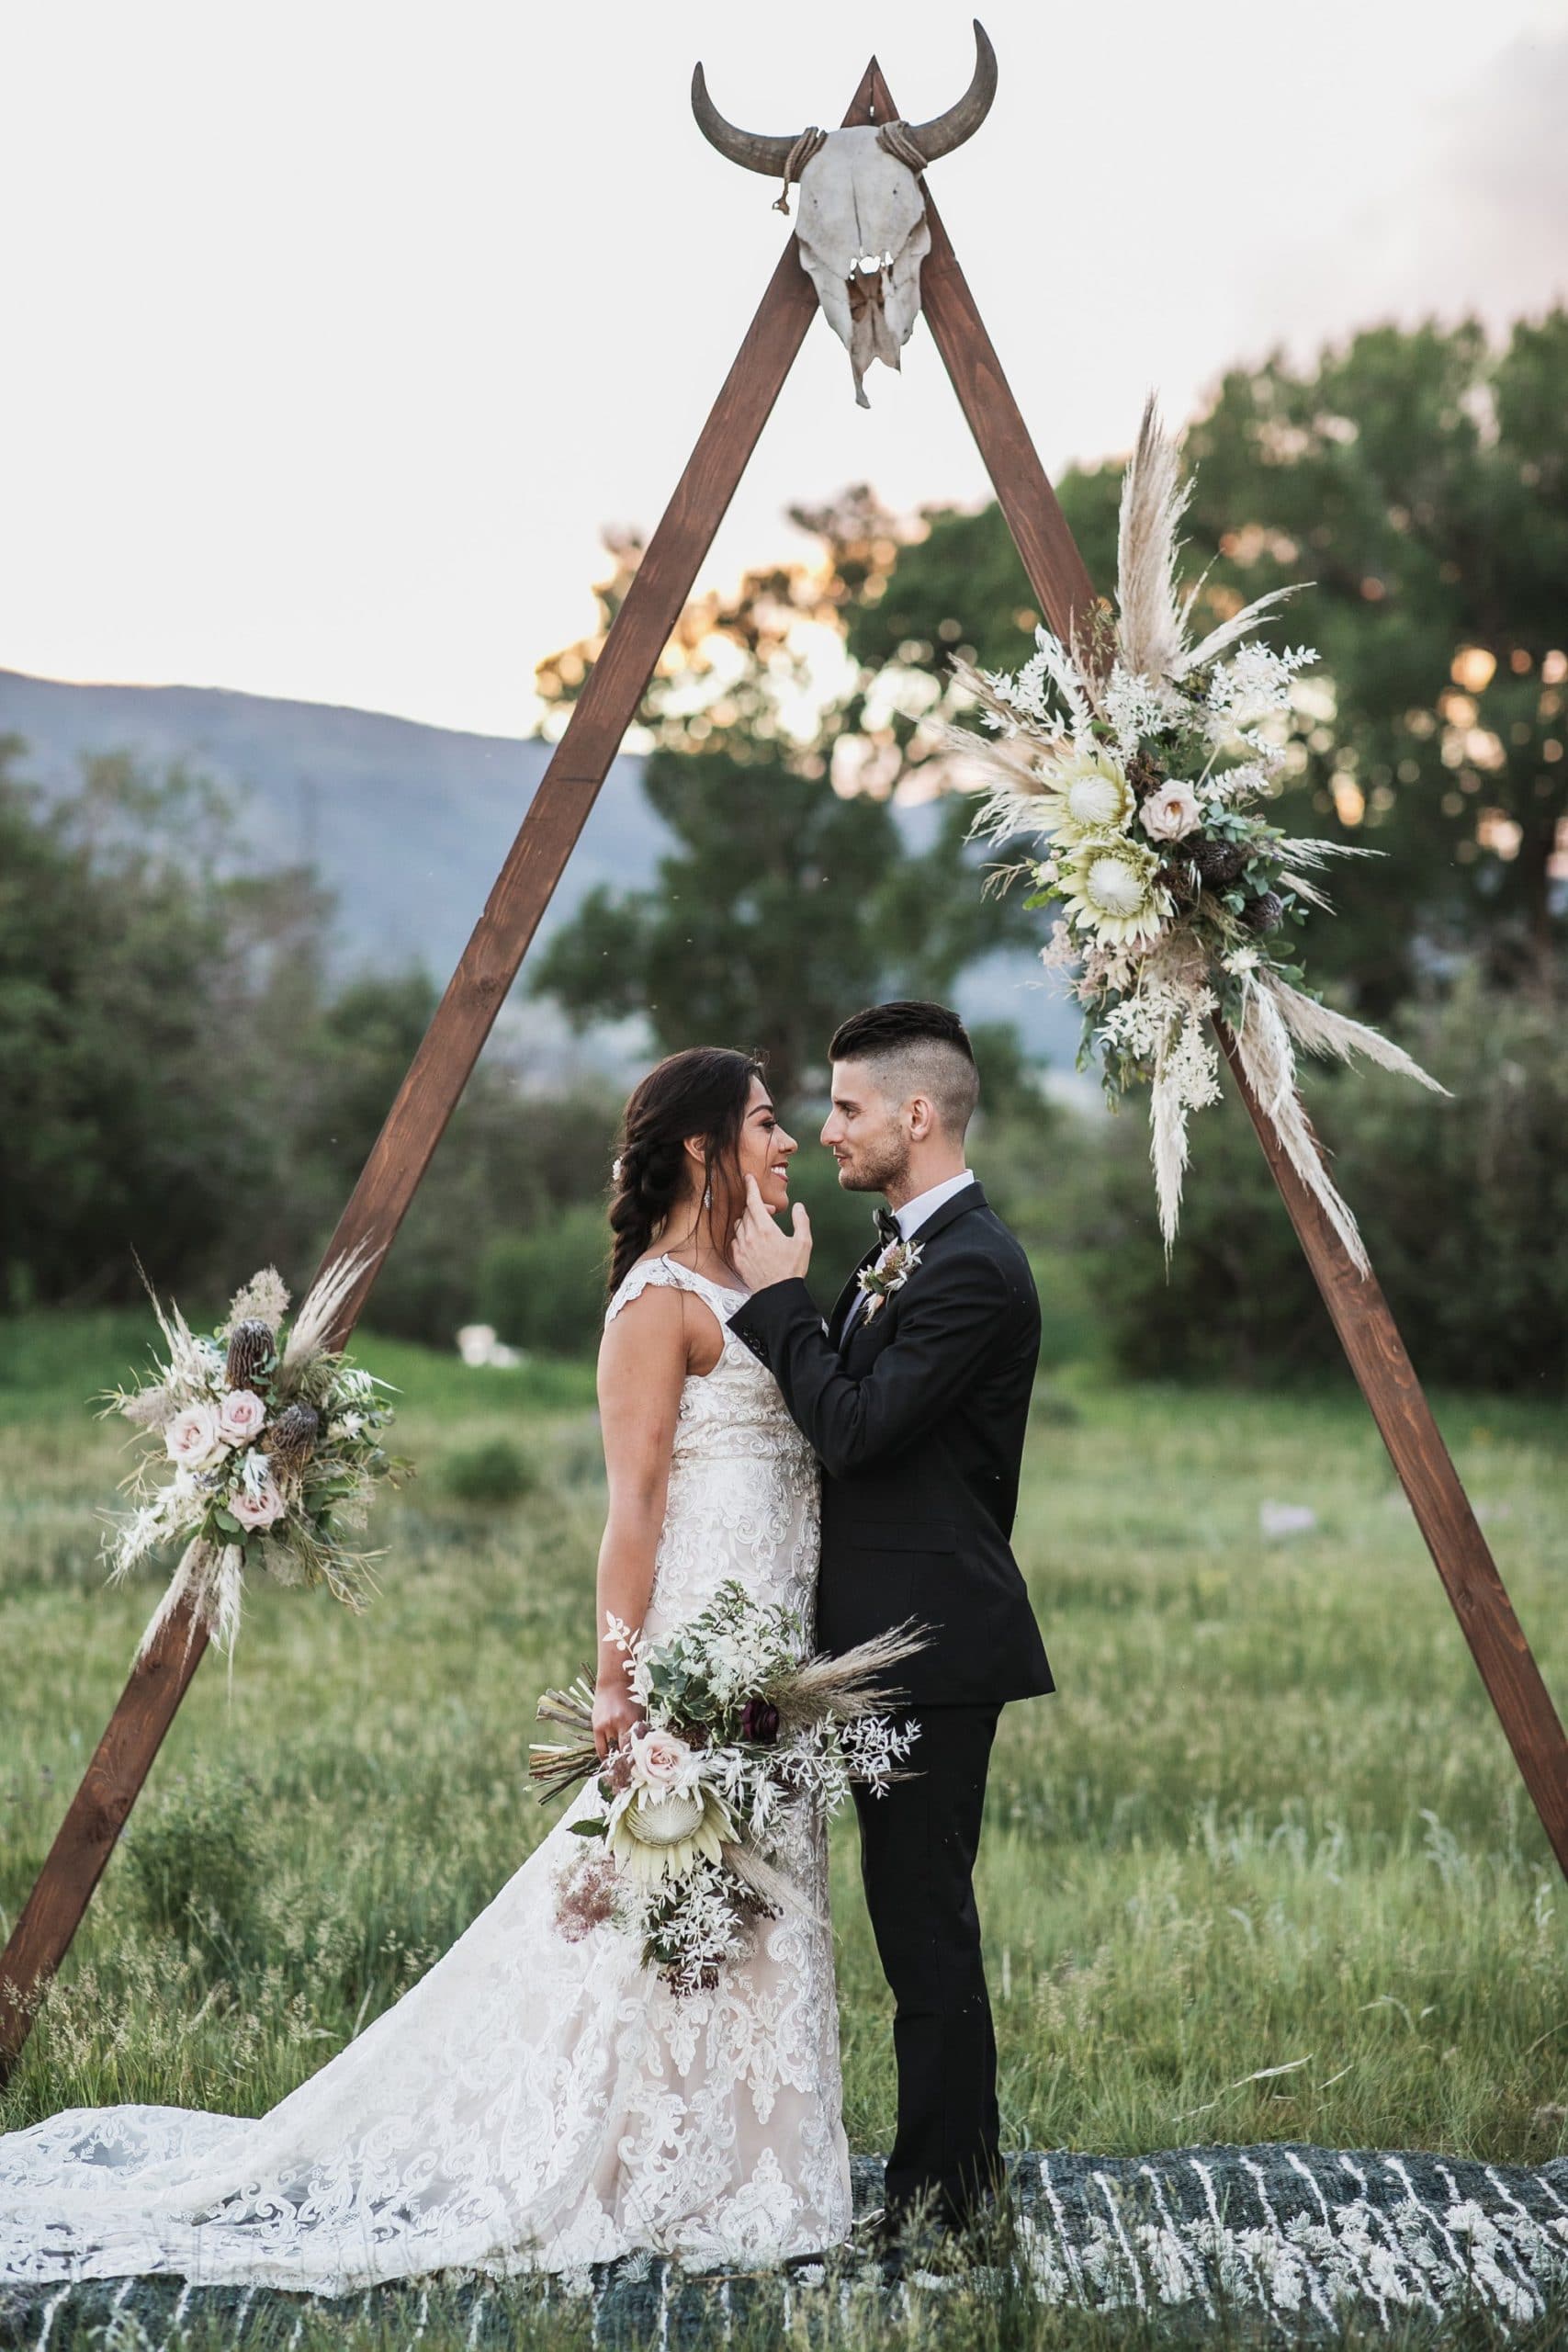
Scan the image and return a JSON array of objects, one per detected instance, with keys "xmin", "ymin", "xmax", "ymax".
[{"xmin": 829, "ymin": 1001, "xmax": 980, "ymax": 1139}]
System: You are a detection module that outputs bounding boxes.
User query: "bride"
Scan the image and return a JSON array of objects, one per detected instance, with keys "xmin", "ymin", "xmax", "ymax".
[{"xmin": 0, "ymin": 1046, "xmax": 851, "ymax": 2290}]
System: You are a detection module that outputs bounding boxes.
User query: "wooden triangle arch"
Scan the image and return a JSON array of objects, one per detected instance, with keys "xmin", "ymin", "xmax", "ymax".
[{"xmin": 5, "ymin": 47, "xmax": 1565, "ymax": 2084}]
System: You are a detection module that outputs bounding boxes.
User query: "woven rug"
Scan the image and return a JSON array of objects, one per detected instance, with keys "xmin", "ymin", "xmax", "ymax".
[{"xmin": 4, "ymin": 2143, "xmax": 1567, "ymax": 2347}]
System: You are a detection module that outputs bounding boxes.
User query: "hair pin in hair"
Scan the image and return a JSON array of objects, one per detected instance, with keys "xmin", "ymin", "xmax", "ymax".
[{"xmin": 612, "ymin": 1157, "xmax": 624, "ymax": 1182}]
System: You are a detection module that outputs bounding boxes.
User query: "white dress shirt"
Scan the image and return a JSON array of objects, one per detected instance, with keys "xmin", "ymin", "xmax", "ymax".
[
  {"xmin": 841, "ymin": 1169, "xmax": 976, "ymax": 1338},
  {"xmin": 890, "ymin": 1167, "xmax": 976, "ymax": 1242}
]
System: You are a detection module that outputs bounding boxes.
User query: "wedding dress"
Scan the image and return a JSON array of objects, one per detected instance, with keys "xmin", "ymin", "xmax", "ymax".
[{"xmin": 0, "ymin": 1255, "xmax": 852, "ymax": 2290}]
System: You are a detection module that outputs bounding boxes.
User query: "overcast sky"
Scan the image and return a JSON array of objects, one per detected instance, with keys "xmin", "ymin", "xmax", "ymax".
[{"xmin": 3, "ymin": 0, "xmax": 1565, "ymax": 737}]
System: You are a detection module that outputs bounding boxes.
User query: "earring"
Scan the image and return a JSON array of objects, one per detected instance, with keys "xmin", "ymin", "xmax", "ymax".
[{"xmin": 703, "ymin": 1185, "xmax": 713, "ymax": 1209}]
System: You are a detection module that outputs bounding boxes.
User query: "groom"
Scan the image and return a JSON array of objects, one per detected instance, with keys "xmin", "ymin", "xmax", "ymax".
[{"xmin": 729, "ymin": 1000, "xmax": 1053, "ymax": 2247}]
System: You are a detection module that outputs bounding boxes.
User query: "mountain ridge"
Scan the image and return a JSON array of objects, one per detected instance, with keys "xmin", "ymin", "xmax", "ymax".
[{"xmin": 0, "ymin": 665, "xmax": 1077, "ymax": 1073}]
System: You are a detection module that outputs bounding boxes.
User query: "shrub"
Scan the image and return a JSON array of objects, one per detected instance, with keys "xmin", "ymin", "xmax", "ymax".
[
  {"xmin": 439, "ymin": 1438, "xmax": 536, "ymax": 1507},
  {"xmin": 1055, "ymin": 973, "xmax": 1568, "ymax": 1392},
  {"xmin": 479, "ymin": 1204, "xmax": 613, "ymax": 1361},
  {"xmin": 125, "ymin": 1758, "xmax": 264, "ymax": 1962}
]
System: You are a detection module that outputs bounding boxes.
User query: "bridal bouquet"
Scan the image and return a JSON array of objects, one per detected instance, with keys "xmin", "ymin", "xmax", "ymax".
[
  {"xmin": 102, "ymin": 1250, "xmax": 401, "ymax": 1658},
  {"xmin": 957, "ymin": 398, "xmax": 1446, "ymax": 1264},
  {"xmin": 535, "ymin": 1581, "xmax": 925, "ymax": 1993}
]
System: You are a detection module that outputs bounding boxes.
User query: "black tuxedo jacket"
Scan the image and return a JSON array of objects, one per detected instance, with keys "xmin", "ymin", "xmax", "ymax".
[{"xmin": 729, "ymin": 1180, "xmax": 1055, "ymax": 1706}]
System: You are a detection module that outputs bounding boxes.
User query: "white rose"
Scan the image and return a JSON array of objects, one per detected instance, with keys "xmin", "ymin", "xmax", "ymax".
[
  {"xmin": 165, "ymin": 1402, "xmax": 227, "ymax": 1472},
  {"xmin": 1140, "ymin": 782, "xmax": 1202, "ymax": 842},
  {"xmin": 217, "ymin": 1388, "xmax": 267, "ymax": 1445},
  {"xmin": 629, "ymin": 1725, "xmax": 695, "ymax": 1792}
]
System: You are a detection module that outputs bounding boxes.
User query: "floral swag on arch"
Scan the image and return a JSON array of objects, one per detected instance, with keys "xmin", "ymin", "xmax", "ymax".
[
  {"xmin": 102, "ymin": 1248, "xmax": 401, "ymax": 1660},
  {"xmin": 954, "ymin": 398, "xmax": 1447, "ymax": 1261}
]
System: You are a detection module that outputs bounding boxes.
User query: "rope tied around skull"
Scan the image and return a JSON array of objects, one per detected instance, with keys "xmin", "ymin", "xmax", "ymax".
[
  {"xmin": 772, "ymin": 126, "xmax": 826, "ymax": 214},
  {"xmin": 874, "ymin": 120, "xmax": 930, "ymax": 174},
  {"xmin": 773, "ymin": 120, "xmax": 930, "ymax": 216}
]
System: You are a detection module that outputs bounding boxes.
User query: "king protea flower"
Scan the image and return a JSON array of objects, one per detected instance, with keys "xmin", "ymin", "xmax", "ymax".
[
  {"xmin": 1035, "ymin": 747, "xmax": 1134, "ymax": 842},
  {"xmin": 606, "ymin": 1783, "xmax": 733, "ymax": 1887},
  {"xmin": 1060, "ymin": 833, "xmax": 1171, "ymax": 946}
]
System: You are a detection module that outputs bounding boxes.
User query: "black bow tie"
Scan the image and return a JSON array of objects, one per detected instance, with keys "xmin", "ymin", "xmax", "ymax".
[{"xmin": 874, "ymin": 1205, "xmax": 901, "ymax": 1244}]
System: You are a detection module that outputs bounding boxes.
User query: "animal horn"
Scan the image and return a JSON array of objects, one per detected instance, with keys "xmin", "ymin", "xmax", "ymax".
[
  {"xmin": 901, "ymin": 20, "xmax": 998, "ymax": 164},
  {"xmin": 690, "ymin": 62, "xmax": 801, "ymax": 175}
]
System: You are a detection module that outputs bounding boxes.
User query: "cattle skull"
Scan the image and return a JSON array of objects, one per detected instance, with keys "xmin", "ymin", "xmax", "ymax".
[{"xmin": 692, "ymin": 22, "xmax": 997, "ymax": 408}]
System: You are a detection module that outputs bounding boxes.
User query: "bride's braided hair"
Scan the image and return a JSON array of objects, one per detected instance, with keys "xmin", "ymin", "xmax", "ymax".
[{"xmin": 607, "ymin": 1047, "xmax": 764, "ymax": 1297}]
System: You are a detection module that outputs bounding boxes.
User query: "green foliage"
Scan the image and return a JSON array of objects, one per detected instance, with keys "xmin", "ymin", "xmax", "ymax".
[
  {"xmin": 479, "ymin": 1202, "xmax": 614, "ymax": 1359},
  {"xmin": 0, "ymin": 741, "xmax": 630, "ymax": 1348},
  {"xmin": 0, "ymin": 745, "xmax": 329, "ymax": 1310},
  {"xmin": 438, "ymin": 1438, "xmax": 536, "ymax": 1508},
  {"xmin": 530, "ymin": 746, "xmax": 1029, "ymax": 1102},
  {"xmin": 1042, "ymin": 976, "xmax": 1568, "ymax": 1392},
  {"xmin": 125, "ymin": 1759, "xmax": 265, "ymax": 1964}
]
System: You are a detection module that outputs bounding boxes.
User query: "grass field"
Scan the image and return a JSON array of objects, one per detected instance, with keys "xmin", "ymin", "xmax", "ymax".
[{"xmin": 1, "ymin": 1310, "xmax": 1564, "ymax": 2343}]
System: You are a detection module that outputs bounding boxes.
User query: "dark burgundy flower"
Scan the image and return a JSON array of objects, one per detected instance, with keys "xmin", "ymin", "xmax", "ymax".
[{"xmin": 741, "ymin": 1697, "xmax": 781, "ymax": 1746}]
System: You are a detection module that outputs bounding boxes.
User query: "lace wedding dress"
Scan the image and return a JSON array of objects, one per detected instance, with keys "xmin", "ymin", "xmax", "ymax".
[{"xmin": 0, "ymin": 1254, "xmax": 852, "ymax": 2290}]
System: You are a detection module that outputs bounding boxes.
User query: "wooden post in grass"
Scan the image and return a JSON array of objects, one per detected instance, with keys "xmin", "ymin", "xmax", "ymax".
[{"xmin": 4, "ymin": 40, "xmax": 1564, "ymax": 2089}]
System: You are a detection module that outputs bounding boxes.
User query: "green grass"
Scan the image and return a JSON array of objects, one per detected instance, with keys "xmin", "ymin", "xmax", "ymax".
[{"xmin": 1, "ymin": 1311, "xmax": 1565, "ymax": 2342}]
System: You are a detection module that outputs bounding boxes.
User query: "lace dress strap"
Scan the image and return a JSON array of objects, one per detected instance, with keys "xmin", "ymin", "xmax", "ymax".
[{"xmin": 604, "ymin": 1253, "xmax": 749, "ymax": 1330}]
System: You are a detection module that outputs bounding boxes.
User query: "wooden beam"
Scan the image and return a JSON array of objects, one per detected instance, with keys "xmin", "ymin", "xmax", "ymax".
[
  {"xmin": 870, "ymin": 47, "xmax": 1568, "ymax": 1882},
  {"xmin": 0, "ymin": 61, "xmax": 886, "ymax": 2085}
]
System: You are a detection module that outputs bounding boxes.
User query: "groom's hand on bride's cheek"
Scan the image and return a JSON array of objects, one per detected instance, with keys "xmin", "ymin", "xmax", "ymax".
[{"xmin": 733, "ymin": 1174, "xmax": 812, "ymax": 1289}]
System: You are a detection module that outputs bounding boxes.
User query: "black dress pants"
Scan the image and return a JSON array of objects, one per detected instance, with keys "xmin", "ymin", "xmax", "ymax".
[{"xmin": 852, "ymin": 1702, "xmax": 1003, "ymax": 2228}]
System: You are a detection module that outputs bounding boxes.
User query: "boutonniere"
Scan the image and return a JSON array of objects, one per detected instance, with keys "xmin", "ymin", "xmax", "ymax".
[{"xmin": 856, "ymin": 1238, "xmax": 923, "ymax": 1323}]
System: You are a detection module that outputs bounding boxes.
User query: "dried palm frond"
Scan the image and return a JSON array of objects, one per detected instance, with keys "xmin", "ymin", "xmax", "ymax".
[
  {"xmin": 224, "ymin": 1267, "xmax": 290, "ymax": 1337},
  {"xmin": 282, "ymin": 1241, "xmax": 382, "ymax": 1374},
  {"xmin": 1175, "ymin": 584, "xmax": 1304, "ymax": 679},
  {"xmin": 1267, "ymin": 975, "xmax": 1450, "ymax": 1093},
  {"xmin": 1116, "ymin": 394, "xmax": 1192, "ymax": 682},
  {"xmin": 1232, "ymin": 978, "xmax": 1370, "ymax": 1272},
  {"xmin": 718, "ymin": 1841, "xmax": 822, "ymax": 1927},
  {"xmin": 774, "ymin": 1620, "xmax": 932, "ymax": 1731},
  {"xmin": 1150, "ymin": 1055, "xmax": 1191, "ymax": 1261}
]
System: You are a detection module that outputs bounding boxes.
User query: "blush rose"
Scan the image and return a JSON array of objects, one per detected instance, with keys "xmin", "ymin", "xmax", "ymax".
[
  {"xmin": 1139, "ymin": 781, "xmax": 1202, "ymax": 842},
  {"xmin": 165, "ymin": 1403, "xmax": 227, "ymax": 1472},
  {"xmin": 230, "ymin": 1479, "xmax": 286, "ymax": 1531},
  {"xmin": 217, "ymin": 1388, "xmax": 267, "ymax": 1445},
  {"xmin": 629, "ymin": 1725, "xmax": 695, "ymax": 1792}
]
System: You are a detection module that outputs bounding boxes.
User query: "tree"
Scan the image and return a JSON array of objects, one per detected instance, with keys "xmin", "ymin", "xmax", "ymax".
[
  {"xmin": 531, "ymin": 744, "xmax": 1017, "ymax": 1102},
  {"xmin": 841, "ymin": 312, "xmax": 1568, "ymax": 1010},
  {"xmin": 530, "ymin": 495, "xmax": 1038, "ymax": 1102},
  {"xmin": 0, "ymin": 744, "xmax": 328, "ymax": 1309},
  {"xmin": 0, "ymin": 741, "xmax": 627, "ymax": 1343}
]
